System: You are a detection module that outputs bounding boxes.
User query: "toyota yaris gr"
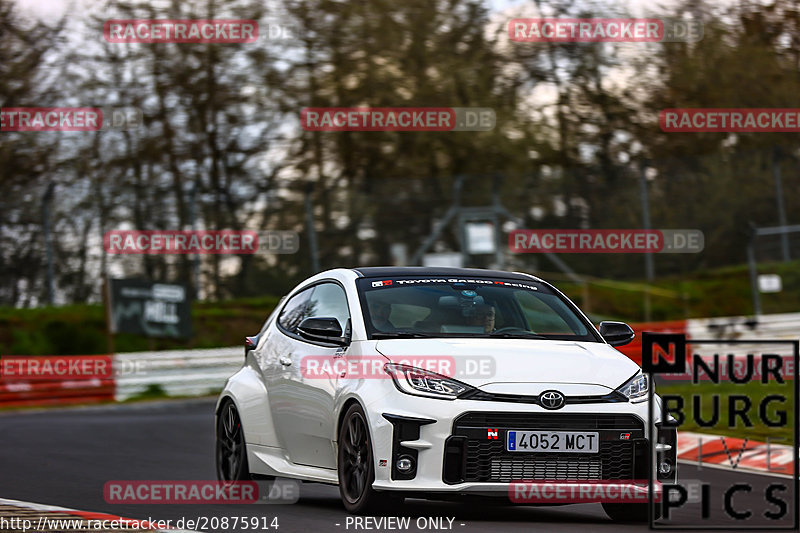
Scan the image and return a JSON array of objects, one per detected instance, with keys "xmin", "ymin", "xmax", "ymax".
[{"xmin": 216, "ymin": 267, "xmax": 676, "ymax": 520}]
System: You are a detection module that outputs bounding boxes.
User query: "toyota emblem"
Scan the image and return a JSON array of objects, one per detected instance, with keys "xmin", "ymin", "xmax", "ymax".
[{"xmin": 539, "ymin": 390, "xmax": 565, "ymax": 410}]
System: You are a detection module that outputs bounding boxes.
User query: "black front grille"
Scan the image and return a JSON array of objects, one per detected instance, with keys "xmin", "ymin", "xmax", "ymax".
[
  {"xmin": 490, "ymin": 456, "xmax": 601, "ymax": 481},
  {"xmin": 464, "ymin": 439, "xmax": 634, "ymax": 482},
  {"xmin": 455, "ymin": 412, "xmax": 645, "ymax": 431},
  {"xmin": 459, "ymin": 389, "xmax": 628, "ymax": 406},
  {"xmin": 444, "ymin": 412, "xmax": 645, "ymax": 483}
]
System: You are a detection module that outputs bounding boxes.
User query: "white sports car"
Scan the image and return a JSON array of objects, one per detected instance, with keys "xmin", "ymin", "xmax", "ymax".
[{"xmin": 216, "ymin": 267, "xmax": 676, "ymax": 520}]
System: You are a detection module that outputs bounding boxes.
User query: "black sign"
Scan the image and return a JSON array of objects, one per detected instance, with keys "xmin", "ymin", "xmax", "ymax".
[
  {"xmin": 646, "ymin": 336, "xmax": 799, "ymax": 530},
  {"xmin": 642, "ymin": 332, "xmax": 687, "ymax": 374},
  {"xmin": 109, "ymin": 279, "xmax": 192, "ymax": 339}
]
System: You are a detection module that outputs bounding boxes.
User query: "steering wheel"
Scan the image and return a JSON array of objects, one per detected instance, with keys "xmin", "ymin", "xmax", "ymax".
[{"xmin": 491, "ymin": 326, "xmax": 529, "ymax": 334}]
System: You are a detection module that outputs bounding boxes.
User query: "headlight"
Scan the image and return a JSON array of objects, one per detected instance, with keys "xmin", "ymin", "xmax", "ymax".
[
  {"xmin": 616, "ymin": 370, "xmax": 650, "ymax": 402},
  {"xmin": 384, "ymin": 363, "xmax": 473, "ymax": 399}
]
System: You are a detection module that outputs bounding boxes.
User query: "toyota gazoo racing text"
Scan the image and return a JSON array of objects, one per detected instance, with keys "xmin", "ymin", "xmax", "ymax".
[{"xmin": 216, "ymin": 267, "xmax": 676, "ymax": 520}]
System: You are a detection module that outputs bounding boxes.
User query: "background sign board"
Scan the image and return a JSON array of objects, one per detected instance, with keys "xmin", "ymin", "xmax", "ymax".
[
  {"xmin": 109, "ymin": 279, "xmax": 192, "ymax": 338},
  {"xmin": 465, "ymin": 221, "xmax": 496, "ymax": 254},
  {"xmin": 422, "ymin": 252, "xmax": 464, "ymax": 268},
  {"xmin": 758, "ymin": 273, "xmax": 782, "ymax": 293}
]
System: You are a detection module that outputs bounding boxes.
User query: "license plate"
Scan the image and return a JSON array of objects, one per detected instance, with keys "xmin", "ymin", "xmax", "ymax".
[{"xmin": 506, "ymin": 430, "xmax": 599, "ymax": 453}]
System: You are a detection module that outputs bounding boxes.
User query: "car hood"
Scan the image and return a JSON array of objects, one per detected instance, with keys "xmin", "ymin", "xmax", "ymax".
[{"xmin": 374, "ymin": 338, "xmax": 640, "ymax": 392}]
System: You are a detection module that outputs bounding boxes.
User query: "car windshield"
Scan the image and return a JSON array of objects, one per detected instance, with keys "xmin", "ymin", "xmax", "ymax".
[{"xmin": 357, "ymin": 277, "xmax": 599, "ymax": 341}]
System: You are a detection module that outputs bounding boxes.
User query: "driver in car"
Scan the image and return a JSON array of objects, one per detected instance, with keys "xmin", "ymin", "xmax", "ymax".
[
  {"xmin": 466, "ymin": 304, "xmax": 496, "ymax": 333},
  {"xmin": 371, "ymin": 300, "xmax": 396, "ymax": 331}
]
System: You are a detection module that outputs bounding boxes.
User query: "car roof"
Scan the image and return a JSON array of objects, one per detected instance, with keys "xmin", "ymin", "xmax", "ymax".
[{"xmin": 350, "ymin": 266, "xmax": 542, "ymax": 282}]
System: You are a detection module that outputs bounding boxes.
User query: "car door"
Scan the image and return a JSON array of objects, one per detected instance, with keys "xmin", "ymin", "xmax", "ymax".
[{"xmin": 262, "ymin": 281, "xmax": 351, "ymax": 469}]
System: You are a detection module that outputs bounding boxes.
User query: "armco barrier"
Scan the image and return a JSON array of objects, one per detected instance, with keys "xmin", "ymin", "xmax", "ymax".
[
  {"xmin": 0, "ymin": 355, "xmax": 115, "ymax": 407},
  {"xmin": 114, "ymin": 347, "xmax": 241, "ymax": 401},
  {"xmin": 616, "ymin": 312, "xmax": 800, "ymax": 365},
  {"xmin": 0, "ymin": 348, "xmax": 240, "ymax": 407},
  {"xmin": 689, "ymin": 314, "xmax": 791, "ymax": 340},
  {"xmin": 687, "ymin": 312, "xmax": 800, "ymax": 361},
  {"xmin": 0, "ymin": 378, "xmax": 115, "ymax": 407}
]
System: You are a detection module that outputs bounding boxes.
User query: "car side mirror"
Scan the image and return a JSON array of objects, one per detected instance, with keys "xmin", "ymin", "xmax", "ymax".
[
  {"xmin": 297, "ymin": 317, "xmax": 348, "ymax": 346},
  {"xmin": 599, "ymin": 321, "xmax": 635, "ymax": 346}
]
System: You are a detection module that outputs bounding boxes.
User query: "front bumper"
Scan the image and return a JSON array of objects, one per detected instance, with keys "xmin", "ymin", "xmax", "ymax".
[{"xmin": 367, "ymin": 391, "xmax": 677, "ymax": 494}]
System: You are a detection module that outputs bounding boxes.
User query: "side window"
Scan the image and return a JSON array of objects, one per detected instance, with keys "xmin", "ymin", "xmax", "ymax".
[
  {"xmin": 514, "ymin": 290, "xmax": 585, "ymax": 335},
  {"xmin": 278, "ymin": 288, "xmax": 314, "ymax": 333},
  {"xmin": 259, "ymin": 296, "xmax": 286, "ymax": 336},
  {"xmin": 306, "ymin": 283, "xmax": 350, "ymax": 331}
]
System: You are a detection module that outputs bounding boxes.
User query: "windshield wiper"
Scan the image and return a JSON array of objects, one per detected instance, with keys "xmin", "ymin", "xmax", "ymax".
[
  {"xmin": 371, "ymin": 332, "xmax": 437, "ymax": 339},
  {"xmin": 484, "ymin": 331, "xmax": 546, "ymax": 339}
]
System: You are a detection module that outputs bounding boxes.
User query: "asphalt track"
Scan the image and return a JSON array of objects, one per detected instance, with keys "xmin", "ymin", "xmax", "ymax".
[{"xmin": 0, "ymin": 399, "xmax": 796, "ymax": 533}]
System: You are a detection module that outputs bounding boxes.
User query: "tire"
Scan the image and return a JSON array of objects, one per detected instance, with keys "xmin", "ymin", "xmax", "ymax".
[
  {"xmin": 602, "ymin": 502, "xmax": 662, "ymax": 522},
  {"xmin": 337, "ymin": 403, "xmax": 401, "ymax": 514},
  {"xmin": 216, "ymin": 399, "xmax": 251, "ymax": 484}
]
